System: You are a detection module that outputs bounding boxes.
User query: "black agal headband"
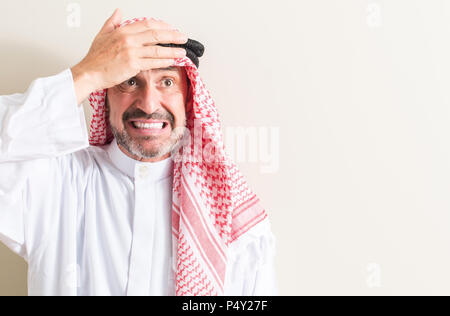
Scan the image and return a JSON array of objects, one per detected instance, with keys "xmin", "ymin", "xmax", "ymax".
[{"xmin": 158, "ymin": 38, "xmax": 205, "ymax": 68}]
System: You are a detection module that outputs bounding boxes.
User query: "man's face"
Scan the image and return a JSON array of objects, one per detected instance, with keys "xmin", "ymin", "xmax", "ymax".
[{"xmin": 106, "ymin": 66, "xmax": 192, "ymax": 162}]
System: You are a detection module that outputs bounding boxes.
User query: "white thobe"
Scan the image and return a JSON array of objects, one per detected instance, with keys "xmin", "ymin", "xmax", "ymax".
[{"xmin": 0, "ymin": 69, "xmax": 278, "ymax": 296}]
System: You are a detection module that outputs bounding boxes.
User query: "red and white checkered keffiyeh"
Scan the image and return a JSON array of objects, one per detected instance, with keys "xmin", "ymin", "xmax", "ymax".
[{"xmin": 88, "ymin": 17, "xmax": 268, "ymax": 296}]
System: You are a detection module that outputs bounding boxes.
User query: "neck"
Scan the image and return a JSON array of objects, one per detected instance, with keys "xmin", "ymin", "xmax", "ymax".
[{"xmin": 117, "ymin": 143, "xmax": 171, "ymax": 163}]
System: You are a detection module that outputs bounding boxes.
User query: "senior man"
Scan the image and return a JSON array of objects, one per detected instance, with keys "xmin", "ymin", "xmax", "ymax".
[{"xmin": 0, "ymin": 9, "xmax": 277, "ymax": 296}]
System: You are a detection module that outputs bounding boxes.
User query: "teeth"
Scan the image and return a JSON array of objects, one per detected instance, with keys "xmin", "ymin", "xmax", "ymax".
[{"xmin": 132, "ymin": 122, "xmax": 164, "ymax": 129}]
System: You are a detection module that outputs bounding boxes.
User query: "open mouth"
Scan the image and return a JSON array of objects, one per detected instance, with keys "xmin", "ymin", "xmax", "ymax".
[{"xmin": 127, "ymin": 120, "xmax": 170, "ymax": 135}]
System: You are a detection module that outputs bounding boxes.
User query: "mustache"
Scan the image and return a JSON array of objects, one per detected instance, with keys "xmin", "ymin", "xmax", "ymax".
[{"xmin": 123, "ymin": 108, "xmax": 175, "ymax": 128}]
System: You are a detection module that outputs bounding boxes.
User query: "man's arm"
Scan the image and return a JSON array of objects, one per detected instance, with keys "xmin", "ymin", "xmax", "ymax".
[
  {"xmin": 224, "ymin": 219, "xmax": 278, "ymax": 295},
  {"xmin": 249, "ymin": 226, "xmax": 278, "ymax": 296},
  {"xmin": 0, "ymin": 8, "xmax": 188, "ymax": 254},
  {"xmin": 0, "ymin": 67, "xmax": 89, "ymax": 256},
  {"xmin": 251, "ymin": 245, "xmax": 278, "ymax": 296},
  {"xmin": 0, "ymin": 69, "xmax": 89, "ymax": 162}
]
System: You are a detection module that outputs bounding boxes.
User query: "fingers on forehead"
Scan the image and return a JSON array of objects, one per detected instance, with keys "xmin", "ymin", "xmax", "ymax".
[
  {"xmin": 121, "ymin": 18, "xmax": 176, "ymax": 33},
  {"xmin": 133, "ymin": 29, "xmax": 187, "ymax": 45}
]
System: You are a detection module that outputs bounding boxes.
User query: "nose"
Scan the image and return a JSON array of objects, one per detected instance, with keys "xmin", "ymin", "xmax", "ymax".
[{"xmin": 138, "ymin": 84, "xmax": 163, "ymax": 114}]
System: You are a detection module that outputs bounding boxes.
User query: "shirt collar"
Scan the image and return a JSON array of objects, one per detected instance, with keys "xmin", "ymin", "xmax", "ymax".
[{"xmin": 105, "ymin": 138, "xmax": 174, "ymax": 180}]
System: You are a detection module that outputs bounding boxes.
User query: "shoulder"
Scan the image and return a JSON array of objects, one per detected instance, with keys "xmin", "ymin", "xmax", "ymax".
[
  {"xmin": 228, "ymin": 218, "xmax": 276, "ymax": 266},
  {"xmin": 70, "ymin": 144, "xmax": 110, "ymax": 165},
  {"xmin": 38, "ymin": 144, "xmax": 113, "ymax": 181}
]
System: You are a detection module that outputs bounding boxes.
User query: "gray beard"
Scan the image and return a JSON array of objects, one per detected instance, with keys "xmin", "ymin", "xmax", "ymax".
[{"xmin": 110, "ymin": 124, "xmax": 186, "ymax": 160}]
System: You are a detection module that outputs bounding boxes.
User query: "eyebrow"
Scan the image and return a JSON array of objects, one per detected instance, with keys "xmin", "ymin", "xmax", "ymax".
[
  {"xmin": 132, "ymin": 66, "xmax": 180, "ymax": 80},
  {"xmin": 153, "ymin": 66, "xmax": 179, "ymax": 72}
]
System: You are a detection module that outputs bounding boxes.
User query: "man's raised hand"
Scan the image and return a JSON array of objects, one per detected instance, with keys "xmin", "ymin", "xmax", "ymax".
[{"xmin": 71, "ymin": 9, "xmax": 188, "ymax": 104}]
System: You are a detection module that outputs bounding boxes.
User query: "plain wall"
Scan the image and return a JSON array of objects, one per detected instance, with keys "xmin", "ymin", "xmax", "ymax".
[{"xmin": 2, "ymin": 0, "xmax": 450, "ymax": 295}]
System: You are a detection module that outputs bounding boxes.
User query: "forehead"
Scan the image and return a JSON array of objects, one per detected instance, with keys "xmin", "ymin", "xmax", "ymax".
[{"xmin": 137, "ymin": 66, "xmax": 187, "ymax": 79}]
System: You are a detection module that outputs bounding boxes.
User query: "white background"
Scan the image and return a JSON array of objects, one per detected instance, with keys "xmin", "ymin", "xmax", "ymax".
[{"xmin": 1, "ymin": 0, "xmax": 450, "ymax": 295}]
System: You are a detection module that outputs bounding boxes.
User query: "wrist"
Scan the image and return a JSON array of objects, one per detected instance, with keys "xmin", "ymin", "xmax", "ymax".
[{"xmin": 71, "ymin": 62, "xmax": 101, "ymax": 105}]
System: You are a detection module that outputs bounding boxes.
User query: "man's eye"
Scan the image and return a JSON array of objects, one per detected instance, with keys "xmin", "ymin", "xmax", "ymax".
[
  {"xmin": 127, "ymin": 78, "xmax": 137, "ymax": 86},
  {"xmin": 162, "ymin": 78, "xmax": 174, "ymax": 87},
  {"xmin": 118, "ymin": 78, "xmax": 137, "ymax": 91}
]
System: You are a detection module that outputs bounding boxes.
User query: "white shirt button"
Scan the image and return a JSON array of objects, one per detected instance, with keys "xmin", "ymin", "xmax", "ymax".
[{"xmin": 138, "ymin": 165, "xmax": 149, "ymax": 179}]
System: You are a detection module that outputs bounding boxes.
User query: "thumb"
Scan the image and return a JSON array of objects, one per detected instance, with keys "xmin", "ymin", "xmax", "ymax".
[{"xmin": 99, "ymin": 8, "xmax": 122, "ymax": 34}]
